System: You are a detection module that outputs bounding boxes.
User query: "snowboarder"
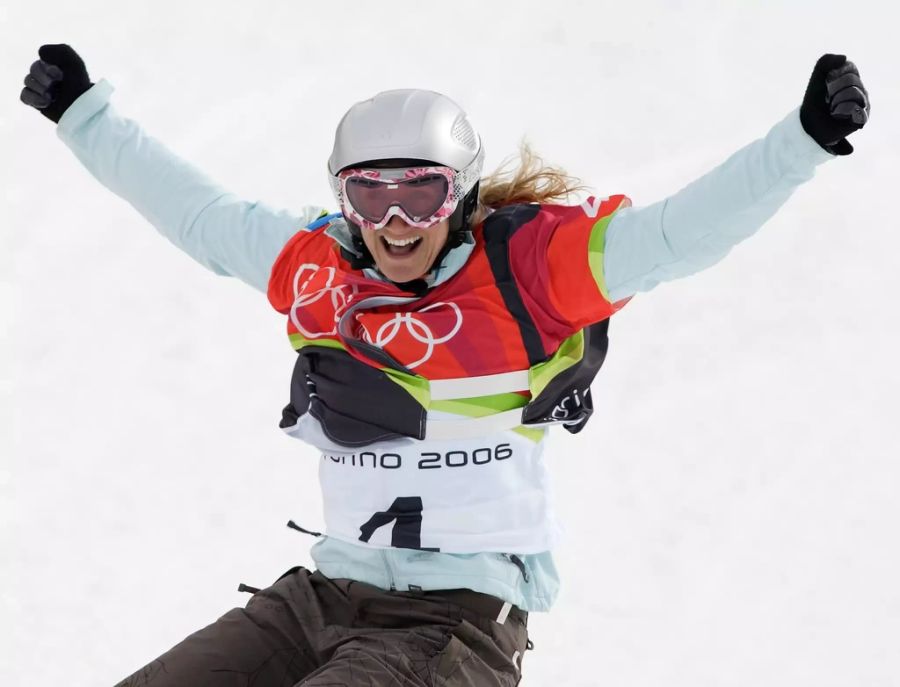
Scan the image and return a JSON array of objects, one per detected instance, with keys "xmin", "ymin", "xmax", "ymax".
[{"xmin": 21, "ymin": 44, "xmax": 869, "ymax": 686}]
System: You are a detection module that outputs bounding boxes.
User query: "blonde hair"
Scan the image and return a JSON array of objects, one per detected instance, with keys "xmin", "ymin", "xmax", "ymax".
[{"xmin": 473, "ymin": 142, "xmax": 588, "ymax": 225}]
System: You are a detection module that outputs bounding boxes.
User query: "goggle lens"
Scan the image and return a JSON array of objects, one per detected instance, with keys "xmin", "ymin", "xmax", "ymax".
[{"xmin": 345, "ymin": 174, "xmax": 450, "ymax": 224}]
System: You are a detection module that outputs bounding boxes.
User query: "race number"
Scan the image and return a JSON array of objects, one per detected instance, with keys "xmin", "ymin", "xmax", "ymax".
[{"xmin": 358, "ymin": 496, "xmax": 440, "ymax": 551}]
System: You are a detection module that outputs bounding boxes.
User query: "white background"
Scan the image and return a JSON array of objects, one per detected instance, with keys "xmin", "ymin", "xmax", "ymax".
[{"xmin": 3, "ymin": 1, "xmax": 898, "ymax": 685}]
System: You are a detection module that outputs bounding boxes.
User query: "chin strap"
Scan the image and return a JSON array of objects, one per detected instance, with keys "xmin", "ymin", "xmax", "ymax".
[{"xmin": 393, "ymin": 278, "xmax": 430, "ymax": 296}]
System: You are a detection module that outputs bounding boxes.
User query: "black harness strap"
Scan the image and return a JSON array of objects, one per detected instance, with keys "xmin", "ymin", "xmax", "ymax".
[{"xmin": 482, "ymin": 205, "xmax": 546, "ymax": 366}]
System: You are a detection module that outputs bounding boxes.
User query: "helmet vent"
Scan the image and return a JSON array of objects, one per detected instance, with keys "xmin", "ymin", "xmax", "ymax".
[{"xmin": 451, "ymin": 116, "xmax": 477, "ymax": 151}]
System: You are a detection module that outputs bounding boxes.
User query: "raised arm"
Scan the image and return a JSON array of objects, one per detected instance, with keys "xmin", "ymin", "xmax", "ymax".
[
  {"xmin": 21, "ymin": 44, "xmax": 327, "ymax": 293},
  {"xmin": 603, "ymin": 54, "xmax": 870, "ymax": 302}
]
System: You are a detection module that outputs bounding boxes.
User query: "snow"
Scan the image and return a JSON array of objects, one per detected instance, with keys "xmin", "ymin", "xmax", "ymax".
[{"xmin": 3, "ymin": 1, "xmax": 899, "ymax": 684}]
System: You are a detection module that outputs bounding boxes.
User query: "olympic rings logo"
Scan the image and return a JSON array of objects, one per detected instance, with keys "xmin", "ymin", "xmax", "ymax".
[
  {"xmin": 290, "ymin": 264, "xmax": 357, "ymax": 339},
  {"xmin": 360, "ymin": 302, "xmax": 464, "ymax": 369},
  {"xmin": 289, "ymin": 264, "xmax": 464, "ymax": 367}
]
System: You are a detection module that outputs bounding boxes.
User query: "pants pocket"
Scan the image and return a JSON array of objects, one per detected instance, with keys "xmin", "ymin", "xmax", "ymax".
[{"xmin": 432, "ymin": 619, "xmax": 519, "ymax": 687}]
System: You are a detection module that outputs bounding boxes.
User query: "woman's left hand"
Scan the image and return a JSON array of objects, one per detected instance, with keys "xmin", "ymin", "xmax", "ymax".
[{"xmin": 800, "ymin": 53, "xmax": 870, "ymax": 156}]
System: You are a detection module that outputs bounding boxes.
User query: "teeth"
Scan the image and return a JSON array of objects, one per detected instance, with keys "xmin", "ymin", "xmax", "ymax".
[{"xmin": 383, "ymin": 236, "xmax": 421, "ymax": 247}]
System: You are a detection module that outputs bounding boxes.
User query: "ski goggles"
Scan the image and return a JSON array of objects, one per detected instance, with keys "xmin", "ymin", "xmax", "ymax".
[{"xmin": 329, "ymin": 156, "xmax": 482, "ymax": 232}]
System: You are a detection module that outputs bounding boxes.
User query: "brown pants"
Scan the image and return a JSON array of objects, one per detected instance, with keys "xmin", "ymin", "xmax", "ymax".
[{"xmin": 115, "ymin": 566, "xmax": 530, "ymax": 686}]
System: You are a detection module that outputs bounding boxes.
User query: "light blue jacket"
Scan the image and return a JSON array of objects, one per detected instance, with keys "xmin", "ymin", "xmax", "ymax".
[{"xmin": 57, "ymin": 79, "xmax": 834, "ymax": 612}]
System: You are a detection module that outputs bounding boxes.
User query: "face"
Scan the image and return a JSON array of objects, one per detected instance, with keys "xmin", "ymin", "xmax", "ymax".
[{"xmin": 360, "ymin": 215, "xmax": 450, "ymax": 283}]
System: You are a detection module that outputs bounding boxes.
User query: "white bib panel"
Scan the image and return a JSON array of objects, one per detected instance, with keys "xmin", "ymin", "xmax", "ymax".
[{"xmin": 309, "ymin": 418, "xmax": 563, "ymax": 554}]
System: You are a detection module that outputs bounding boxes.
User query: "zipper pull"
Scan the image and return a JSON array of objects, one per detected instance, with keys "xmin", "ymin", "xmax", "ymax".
[
  {"xmin": 380, "ymin": 549, "xmax": 397, "ymax": 591},
  {"xmin": 505, "ymin": 554, "xmax": 529, "ymax": 583},
  {"xmin": 286, "ymin": 520, "xmax": 322, "ymax": 537}
]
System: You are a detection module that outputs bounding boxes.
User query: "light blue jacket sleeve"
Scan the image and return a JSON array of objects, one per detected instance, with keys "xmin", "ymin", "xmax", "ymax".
[
  {"xmin": 56, "ymin": 79, "xmax": 328, "ymax": 293},
  {"xmin": 603, "ymin": 108, "xmax": 836, "ymax": 302}
]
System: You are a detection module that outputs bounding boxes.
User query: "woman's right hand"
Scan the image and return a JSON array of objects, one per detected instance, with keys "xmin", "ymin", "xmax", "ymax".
[{"xmin": 20, "ymin": 44, "xmax": 94, "ymax": 123}]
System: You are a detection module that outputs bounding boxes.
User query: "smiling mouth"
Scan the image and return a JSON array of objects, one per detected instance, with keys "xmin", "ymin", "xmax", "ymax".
[{"xmin": 381, "ymin": 235, "xmax": 423, "ymax": 257}]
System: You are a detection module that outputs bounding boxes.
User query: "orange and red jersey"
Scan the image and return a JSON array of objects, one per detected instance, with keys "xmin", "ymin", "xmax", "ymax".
[{"xmin": 268, "ymin": 196, "xmax": 631, "ymax": 387}]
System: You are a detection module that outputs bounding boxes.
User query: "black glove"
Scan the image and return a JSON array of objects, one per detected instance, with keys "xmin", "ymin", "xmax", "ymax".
[
  {"xmin": 20, "ymin": 44, "xmax": 94, "ymax": 124},
  {"xmin": 800, "ymin": 53, "xmax": 870, "ymax": 156}
]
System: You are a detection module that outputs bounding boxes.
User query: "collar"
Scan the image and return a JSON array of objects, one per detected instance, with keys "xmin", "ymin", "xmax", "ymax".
[{"xmin": 324, "ymin": 216, "xmax": 475, "ymax": 289}]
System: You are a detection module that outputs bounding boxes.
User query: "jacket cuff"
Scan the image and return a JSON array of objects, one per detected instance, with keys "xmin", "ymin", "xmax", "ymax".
[
  {"xmin": 56, "ymin": 78, "xmax": 115, "ymax": 140},
  {"xmin": 779, "ymin": 106, "xmax": 836, "ymax": 167}
]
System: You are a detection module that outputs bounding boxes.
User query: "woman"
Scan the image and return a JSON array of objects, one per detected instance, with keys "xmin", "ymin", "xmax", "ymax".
[{"xmin": 21, "ymin": 44, "xmax": 869, "ymax": 686}]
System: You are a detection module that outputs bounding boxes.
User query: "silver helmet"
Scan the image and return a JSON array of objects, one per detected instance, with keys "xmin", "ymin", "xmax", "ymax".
[
  {"xmin": 328, "ymin": 89, "xmax": 485, "ymax": 273},
  {"xmin": 328, "ymin": 89, "xmax": 483, "ymax": 176}
]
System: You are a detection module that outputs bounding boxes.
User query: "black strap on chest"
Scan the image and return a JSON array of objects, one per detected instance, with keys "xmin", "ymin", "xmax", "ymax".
[
  {"xmin": 482, "ymin": 204, "xmax": 547, "ymax": 366},
  {"xmin": 281, "ymin": 346, "xmax": 426, "ymax": 447}
]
